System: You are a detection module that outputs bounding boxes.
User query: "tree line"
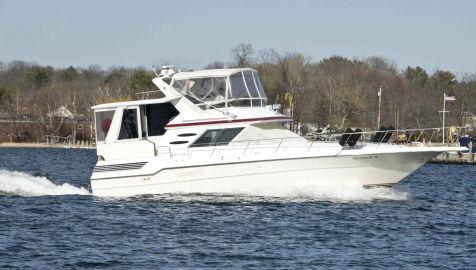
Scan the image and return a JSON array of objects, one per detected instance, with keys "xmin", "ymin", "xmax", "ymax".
[
  {"xmin": 226, "ymin": 44, "xmax": 476, "ymax": 133},
  {"xmin": 0, "ymin": 43, "xmax": 475, "ymax": 141}
]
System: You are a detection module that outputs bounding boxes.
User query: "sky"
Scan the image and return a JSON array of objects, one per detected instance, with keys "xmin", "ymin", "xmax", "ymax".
[{"xmin": 0, "ymin": 0, "xmax": 475, "ymax": 74}]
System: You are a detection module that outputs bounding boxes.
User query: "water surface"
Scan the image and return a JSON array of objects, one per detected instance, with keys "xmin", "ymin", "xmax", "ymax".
[{"xmin": 0, "ymin": 148, "xmax": 474, "ymax": 269}]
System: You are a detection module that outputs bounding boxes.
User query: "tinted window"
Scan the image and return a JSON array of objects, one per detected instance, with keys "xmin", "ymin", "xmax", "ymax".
[
  {"xmin": 118, "ymin": 109, "xmax": 139, "ymax": 140},
  {"xmin": 145, "ymin": 103, "xmax": 179, "ymax": 136},
  {"xmin": 229, "ymin": 72, "xmax": 249, "ymax": 99},
  {"xmin": 191, "ymin": 128, "xmax": 244, "ymax": 147},
  {"xmin": 215, "ymin": 128, "xmax": 244, "ymax": 144},
  {"xmin": 192, "ymin": 129, "xmax": 222, "ymax": 146},
  {"xmin": 244, "ymin": 71, "xmax": 259, "ymax": 98}
]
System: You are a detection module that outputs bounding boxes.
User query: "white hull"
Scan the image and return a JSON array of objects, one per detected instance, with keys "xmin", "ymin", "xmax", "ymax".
[{"xmin": 91, "ymin": 150, "xmax": 439, "ymax": 197}]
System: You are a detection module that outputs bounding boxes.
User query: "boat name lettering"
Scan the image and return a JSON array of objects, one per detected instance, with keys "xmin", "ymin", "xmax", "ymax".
[{"xmin": 353, "ymin": 155, "xmax": 378, "ymax": 160}]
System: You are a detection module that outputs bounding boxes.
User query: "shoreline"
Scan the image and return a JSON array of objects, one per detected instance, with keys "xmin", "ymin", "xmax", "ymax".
[{"xmin": 0, "ymin": 142, "xmax": 95, "ymax": 149}]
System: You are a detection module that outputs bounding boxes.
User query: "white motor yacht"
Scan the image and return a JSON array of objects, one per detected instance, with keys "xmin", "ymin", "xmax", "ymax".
[{"xmin": 90, "ymin": 67, "xmax": 466, "ymax": 197}]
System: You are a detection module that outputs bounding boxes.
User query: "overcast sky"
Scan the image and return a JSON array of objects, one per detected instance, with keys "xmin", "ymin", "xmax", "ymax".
[{"xmin": 1, "ymin": 0, "xmax": 475, "ymax": 74}]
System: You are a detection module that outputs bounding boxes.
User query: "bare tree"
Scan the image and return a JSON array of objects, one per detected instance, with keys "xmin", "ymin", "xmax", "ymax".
[
  {"xmin": 205, "ymin": 61, "xmax": 225, "ymax": 69},
  {"xmin": 231, "ymin": 43, "xmax": 254, "ymax": 67}
]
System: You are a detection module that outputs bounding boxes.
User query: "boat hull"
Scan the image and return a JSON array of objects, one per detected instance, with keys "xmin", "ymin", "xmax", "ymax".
[{"xmin": 90, "ymin": 151, "xmax": 438, "ymax": 197}]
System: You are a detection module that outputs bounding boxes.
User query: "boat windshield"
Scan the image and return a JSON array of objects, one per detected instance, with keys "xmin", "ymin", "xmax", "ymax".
[
  {"xmin": 171, "ymin": 70, "xmax": 267, "ymax": 108},
  {"xmin": 172, "ymin": 77, "xmax": 227, "ymax": 105}
]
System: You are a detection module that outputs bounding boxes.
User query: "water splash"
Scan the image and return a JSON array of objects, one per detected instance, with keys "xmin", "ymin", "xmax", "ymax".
[
  {"xmin": 0, "ymin": 169, "xmax": 90, "ymax": 197},
  {"xmin": 136, "ymin": 183, "xmax": 408, "ymax": 203},
  {"xmin": 244, "ymin": 183, "xmax": 409, "ymax": 202}
]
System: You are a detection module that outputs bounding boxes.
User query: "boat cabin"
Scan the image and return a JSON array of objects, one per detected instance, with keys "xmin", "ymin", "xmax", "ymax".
[{"xmin": 92, "ymin": 68, "xmax": 294, "ymax": 161}]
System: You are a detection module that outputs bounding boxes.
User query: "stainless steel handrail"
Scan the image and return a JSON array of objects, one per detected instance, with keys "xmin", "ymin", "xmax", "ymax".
[{"xmin": 155, "ymin": 127, "xmax": 465, "ymax": 159}]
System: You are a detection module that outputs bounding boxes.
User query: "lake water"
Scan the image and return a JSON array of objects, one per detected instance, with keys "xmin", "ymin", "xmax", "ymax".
[{"xmin": 0, "ymin": 147, "xmax": 475, "ymax": 269}]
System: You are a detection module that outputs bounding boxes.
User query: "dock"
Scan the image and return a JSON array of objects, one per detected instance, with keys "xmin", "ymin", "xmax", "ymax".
[{"xmin": 432, "ymin": 152, "xmax": 476, "ymax": 164}]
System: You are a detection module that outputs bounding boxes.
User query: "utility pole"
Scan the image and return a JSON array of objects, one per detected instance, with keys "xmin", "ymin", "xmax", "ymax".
[{"xmin": 377, "ymin": 85, "xmax": 382, "ymax": 130}]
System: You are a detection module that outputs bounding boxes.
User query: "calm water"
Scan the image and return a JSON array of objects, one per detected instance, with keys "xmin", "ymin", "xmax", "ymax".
[{"xmin": 0, "ymin": 148, "xmax": 475, "ymax": 269}]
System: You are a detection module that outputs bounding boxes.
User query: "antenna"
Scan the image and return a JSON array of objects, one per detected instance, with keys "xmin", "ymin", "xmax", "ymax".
[{"xmin": 152, "ymin": 65, "xmax": 160, "ymax": 77}]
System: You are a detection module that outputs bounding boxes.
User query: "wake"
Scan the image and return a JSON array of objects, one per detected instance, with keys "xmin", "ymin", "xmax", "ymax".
[
  {"xmin": 0, "ymin": 168, "xmax": 406, "ymax": 201},
  {"xmin": 0, "ymin": 169, "xmax": 90, "ymax": 197},
  {"xmin": 147, "ymin": 183, "xmax": 408, "ymax": 203},
  {"xmin": 243, "ymin": 183, "xmax": 408, "ymax": 202}
]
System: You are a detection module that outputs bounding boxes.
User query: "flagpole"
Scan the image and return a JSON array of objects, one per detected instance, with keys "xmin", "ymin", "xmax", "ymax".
[
  {"xmin": 442, "ymin": 93, "xmax": 446, "ymax": 144},
  {"xmin": 377, "ymin": 85, "xmax": 382, "ymax": 130}
]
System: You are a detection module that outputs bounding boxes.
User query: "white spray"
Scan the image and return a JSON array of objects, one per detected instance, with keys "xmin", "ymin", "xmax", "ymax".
[{"xmin": 0, "ymin": 170, "xmax": 90, "ymax": 197}]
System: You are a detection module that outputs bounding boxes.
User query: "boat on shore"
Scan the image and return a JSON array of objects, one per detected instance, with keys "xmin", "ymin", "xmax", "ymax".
[{"xmin": 89, "ymin": 67, "xmax": 466, "ymax": 197}]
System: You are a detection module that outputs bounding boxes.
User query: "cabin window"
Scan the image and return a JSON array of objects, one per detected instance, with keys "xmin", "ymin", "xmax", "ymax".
[
  {"xmin": 191, "ymin": 128, "xmax": 244, "ymax": 147},
  {"xmin": 252, "ymin": 72, "xmax": 267, "ymax": 99},
  {"xmin": 118, "ymin": 109, "xmax": 139, "ymax": 140},
  {"xmin": 144, "ymin": 103, "xmax": 179, "ymax": 136},
  {"xmin": 229, "ymin": 72, "xmax": 250, "ymax": 100},
  {"xmin": 95, "ymin": 110, "xmax": 115, "ymax": 142},
  {"xmin": 244, "ymin": 71, "xmax": 260, "ymax": 98}
]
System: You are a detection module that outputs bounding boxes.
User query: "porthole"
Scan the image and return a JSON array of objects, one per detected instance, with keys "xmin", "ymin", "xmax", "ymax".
[
  {"xmin": 177, "ymin": 133, "xmax": 197, "ymax": 137},
  {"xmin": 170, "ymin": 141, "xmax": 188, "ymax": 145}
]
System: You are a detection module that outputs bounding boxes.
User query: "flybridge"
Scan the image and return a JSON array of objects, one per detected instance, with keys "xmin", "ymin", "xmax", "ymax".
[
  {"xmin": 93, "ymin": 68, "xmax": 269, "ymax": 111},
  {"xmin": 168, "ymin": 68, "xmax": 268, "ymax": 108}
]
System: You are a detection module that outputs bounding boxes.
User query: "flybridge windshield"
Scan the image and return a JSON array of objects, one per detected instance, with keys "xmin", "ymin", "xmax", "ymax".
[
  {"xmin": 172, "ymin": 77, "xmax": 227, "ymax": 104},
  {"xmin": 171, "ymin": 70, "xmax": 267, "ymax": 108}
]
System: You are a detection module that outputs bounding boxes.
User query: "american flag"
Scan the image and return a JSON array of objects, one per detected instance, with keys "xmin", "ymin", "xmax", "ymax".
[{"xmin": 444, "ymin": 94, "xmax": 456, "ymax": 101}]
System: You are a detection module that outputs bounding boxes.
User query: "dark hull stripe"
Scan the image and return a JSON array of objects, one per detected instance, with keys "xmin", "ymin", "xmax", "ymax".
[{"xmin": 165, "ymin": 116, "xmax": 292, "ymax": 128}]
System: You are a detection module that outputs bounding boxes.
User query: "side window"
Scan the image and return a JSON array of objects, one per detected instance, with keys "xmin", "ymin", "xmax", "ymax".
[
  {"xmin": 95, "ymin": 110, "xmax": 115, "ymax": 142},
  {"xmin": 191, "ymin": 128, "xmax": 244, "ymax": 147},
  {"xmin": 192, "ymin": 129, "xmax": 222, "ymax": 146},
  {"xmin": 118, "ymin": 109, "xmax": 139, "ymax": 140},
  {"xmin": 145, "ymin": 103, "xmax": 179, "ymax": 136},
  {"xmin": 229, "ymin": 72, "xmax": 249, "ymax": 99},
  {"xmin": 252, "ymin": 72, "xmax": 267, "ymax": 99},
  {"xmin": 243, "ymin": 71, "xmax": 259, "ymax": 98},
  {"xmin": 215, "ymin": 128, "xmax": 244, "ymax": 144}
]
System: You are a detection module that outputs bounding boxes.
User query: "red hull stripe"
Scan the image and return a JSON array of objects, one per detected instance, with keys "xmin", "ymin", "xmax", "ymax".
[{"xmin": 165, "ymin": 116, "xmax": 292, "ymax": 128}]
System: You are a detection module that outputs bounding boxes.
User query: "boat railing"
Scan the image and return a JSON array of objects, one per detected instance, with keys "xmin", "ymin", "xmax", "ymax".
[
  {"xmin": 155, "ymin": 127, "xmax": 465, "ymax": 159},
  {"xmin": 135, "ymin": 90, "xmax": 162, "ymax": 100}
]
